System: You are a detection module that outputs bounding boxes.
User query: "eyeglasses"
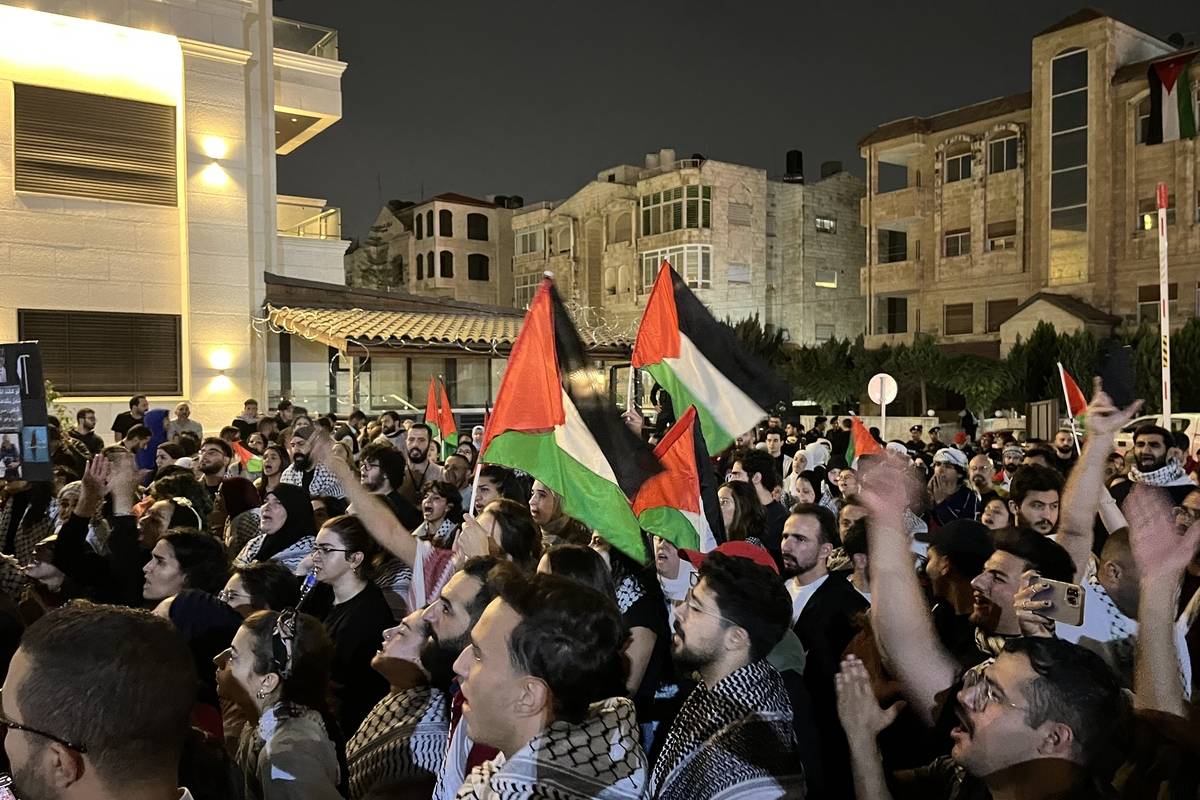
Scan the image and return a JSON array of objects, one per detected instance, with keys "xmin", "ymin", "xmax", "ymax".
[
  {"xmin": 677, "ymin": 577, "xmax": 736, "ymax": 626},
  {"xmin": 311, "ymin": 545, "xmax": 349, "ymax": 556},
  {"xmin": 0, "ymin": 688, "xmax": 87, "ymax": 753},
  {"xmin": 1173, "ymin": 506, "xmax": 1200, "ymax": 523},
  {"xmin": 217, "ymin": 588, "xmax": 249, "ymax": 604},
  {"xmin": 961, "ymin": 663, "xmax": 1027, "ymax": 715},
  {"xmin": 271, "ymin": 608, "xmax": 298, "ymax": 680}
]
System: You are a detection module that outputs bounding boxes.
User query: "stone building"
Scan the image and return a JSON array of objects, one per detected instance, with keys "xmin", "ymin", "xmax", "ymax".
[
  {"xmin": 510, "ymin": 149, "xmax": 866, "ymax": 346},
  {"xmin": 859, "ymin": 9, "xmax": 1200, "ymax": 356},
  {"xmin": 0, "ymin": 1, "xmax": 347, "ymax": 428}
]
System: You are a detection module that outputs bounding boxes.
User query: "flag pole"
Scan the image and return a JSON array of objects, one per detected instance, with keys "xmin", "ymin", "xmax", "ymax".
[
  {"xmin": 1056, "ymin": 361, "xmax": 1082, "ymax": 456},
  {"xmin": 1156, "ymin": 182, "xmax": 1172, "ymax": 428}
]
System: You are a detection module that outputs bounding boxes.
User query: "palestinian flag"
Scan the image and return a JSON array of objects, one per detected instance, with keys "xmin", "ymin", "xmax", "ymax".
[
  {"xmin": 1057, "ymin": 363, "xmax": 1087, "ymax": 447},
  {"xmin": 437, "ymin": 378, "xmax": 458, "ymax": 457},
  {"xmin": 232, "ymin": 441, "xmax": 262, "ymax": 475},
  {"xmin": 1147, "ymin": 52, "xmax": 1197, "ymax": 144},
  {"xmin": 423, "ymin": 376, "xmax": 443, "ymax": 442},
  {"xmin": 845, "ymin": 416, "xmax": 882, "ymax": 466},
  {"xmin": 481, "ymin": 277, "xmax": 661, "ymax": 561},
  {"xmin": 632, "ymin": 261, "xmax": 790, "ymax": 454},
  {"xmin": 632, "ymin": 406, "xmax": 723, "ymax": 552}
]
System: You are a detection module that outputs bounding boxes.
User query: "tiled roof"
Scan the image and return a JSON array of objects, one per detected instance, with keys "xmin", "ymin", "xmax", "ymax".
[
  {"xmin": 266, "ymin": 305, "xmax": 524, "ymax": 350},
  {"xmin": 858, "ymin": 91, "xmax": 1032, "ymax": 148},
  {"xmin": 1012, "ymin": 292, "xmax": 1120, "ymax": 325}
]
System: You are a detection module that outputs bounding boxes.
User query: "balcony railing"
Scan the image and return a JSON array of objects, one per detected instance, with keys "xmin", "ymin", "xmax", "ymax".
[
  {"xmin": 273, "ymin": 16, "xmax": 339, "ymax": 60},
  {"xmin": 278, "ymin": 201, "xmax": 341, "ymax": 239}
]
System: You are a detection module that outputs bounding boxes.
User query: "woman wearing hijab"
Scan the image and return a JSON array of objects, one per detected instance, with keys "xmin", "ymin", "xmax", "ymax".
[
  {"xmin": 235, "ymin": 484, "xmax": 317, "ymax": 575},
  {"xmin": 220, "ymin": 477, "xmax": 263, "ymax": 556}
]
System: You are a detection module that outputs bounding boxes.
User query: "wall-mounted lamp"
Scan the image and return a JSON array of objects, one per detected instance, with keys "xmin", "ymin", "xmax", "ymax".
[{"xmin": 200, "ymin": 136, "xmax": 228, "ymax": 187}]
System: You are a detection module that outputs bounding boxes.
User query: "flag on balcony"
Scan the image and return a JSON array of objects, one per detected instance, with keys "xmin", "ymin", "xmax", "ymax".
[
  {"xmin": 631, "ymin": 261, "xmax": 790, "ymax": 454},
  {"xmin": 845, "ymin": 416, "xmax": 883, "ymax": 467},
  {"xmin": 1147, "ymin": 52, "xmax": 1197, "ymax": 144},
  {"xmin": 437, "ymin": 378, "xmax": 458, "ymax": 457},
  {"xmin": 632, "ymin": 406, "xmax": 722, "ymax": 552},
  {"xmin": 481, "ymin": 276, "xmax": 661, "ymax": 562}
]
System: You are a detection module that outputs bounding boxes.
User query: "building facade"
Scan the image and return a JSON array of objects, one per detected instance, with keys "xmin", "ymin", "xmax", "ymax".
[
  {"xmin": 0, "ymin": 0, "xmax": 347, "ymax": 429},
  {"xmin": 509, "ymin": 149, "xmax": 866, "ymax": 346},
  {"xmin": 859, "ymin": 10, "xmax": 1200, "ymax": 354}
]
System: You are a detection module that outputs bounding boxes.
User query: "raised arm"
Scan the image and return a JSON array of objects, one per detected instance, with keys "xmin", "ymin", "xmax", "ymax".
[
  {"xmin": 861, "ymin": 466, "xmax": 960, "ymax": 726},
  {"xmin": 1125, "ymin": 484, "xmax": 1200, "ymax": 716},
  {"xmin": 836, "ymin": 655, "xmax": 901, "ymax": 800},
  {"xmin": 308, "ymin": 432, "xmax": 418, "ymax": 566},
  {"xmin": 1058, "ymin": 382, "xmax": 1141, "ymax": 582}
]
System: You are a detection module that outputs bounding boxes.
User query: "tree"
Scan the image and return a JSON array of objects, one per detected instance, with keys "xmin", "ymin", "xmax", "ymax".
[
  {"xmin": 1170, "ymin": 317, "xmax": 1200, "ymax": 411},
  {"xmin": 886, "ymin": 333, "xmax": 944, "ymax": 413},
  {"xmin": 940, "ymin": 355, "xmax": 1013, "ymax": 416},
  {"xmin": 786, "ymin": 337, "xmax": 864, "ymax": 410},
  {"xmin": 726, "ymin": 314, "xmax": 789, "ymax": 373}
]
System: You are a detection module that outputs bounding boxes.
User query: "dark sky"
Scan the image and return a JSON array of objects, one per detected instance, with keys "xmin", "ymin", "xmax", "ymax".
[{"xmin": 274, "ymin": 1, "xmax": 1190, "ymax": 240}]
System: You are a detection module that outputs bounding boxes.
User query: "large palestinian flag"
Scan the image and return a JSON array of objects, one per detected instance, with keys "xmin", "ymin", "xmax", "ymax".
[
  {"xmin": 632, "ymin": 405, "xmax": 723, "ymax": 551},
  {"xmin": 632, "ymin": 261, "xmax": 790, "ymax": 454},
  {"xmin": 1147, "ymin": 52, "xmax": 1196, "ymax": 144},
  {"xmin": 481, "ymin": 277, "xmax": 661, "ymax": 561}
]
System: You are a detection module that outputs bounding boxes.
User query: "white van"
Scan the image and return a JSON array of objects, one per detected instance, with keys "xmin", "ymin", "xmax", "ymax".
[{"xmin": 1113, "ymin": 413, "xmax": 1200, "ymax": 457}]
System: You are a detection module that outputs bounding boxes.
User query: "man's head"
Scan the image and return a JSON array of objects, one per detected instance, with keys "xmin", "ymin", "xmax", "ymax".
[
  {"xmin": 1053, "ymin": 429, "xmax": 1075, "ymax": 459},
  {"xmin": 728, "ymin": 448, "xmax": 778, "ymax": 500},
  {"xmin": 1132, "ymin": 424, "xmax": 1171, "ymax": 473},
  {"xmin": 122, "ymin": 424, "xmax": 151, "ymax": 453},
  {"xmin": 242, "ymin": 399, "xmax": 258, "ymax": 417},
  {"xmin": 74, "ymin": 408, "xmax": 95, "ymax": 434},
  {"xmin": 1002, "ymin": 445, "xmax": 1024, "ymax": 474},
  {"xmin": 923, "ymin": 519, "xmax": 995, "ymax": 601},
  {"xmin": 838, "ymin": 496, "xmax": 867, "ymax": 543},
  {"xmin": 379, "ymin": 411, "xmax": 401, "ymax": 437},
  {"xmin": 421, "ymin": 557, "xmax": 499, "ymax": 689},
  {"xmin": 406, "ymin": 423, "xmax": 432, "ymax": 464},
  {"xmin": 1095, "ymin": 529, "xmax": 1139, "ymax": 617},
  {"xmin": 764, "ymin": 427, "xmax": 784, "ymax": 457},
  {"xmin": 933, "ymin": 448, "xmax": 968, "ymax": 486},
  {"xmin": 968, "ymin": 454, "xmax": 995, "ymax": 492},
  {"xmin": 288, "ymin": 430, "xmax": 314, "ymax": 470},
  {"xmin": 781, "ymin": 504, "xmax": 838, "ymax": 581},
  {"xmin": 836, "ymin": 468, "xmax": 859, "ymax": 498},
  {"xmin": 909, "ymin": 424, "xmax": 923, "ymax": 440},
  {"xmin": 1007, "ymin": 465, "xmax": 1063, "ymax": 536},
  {"xmin": 452, "ymin": 569, "xmax": 627, "ymax": 755},
  {"xmin": 443, "ymin": 453, "xmax": 471, "ymax": 489},
  {"xmin": 929, "ymin": 426, "xmax": 942, "ymax": 442},
  {"xmin": 951, "ymin": 638, "xmax": 1124, "ymax": 777},
  {"xmin": 970, "ymin": 527, "xmax": 1075, "ymax": 635},
  {"xmin": 1176, "ymin": 488, "xmax": 1200, "ymax": 537},
  {"xmin": 128, "ymin": 395, "xmax": 148, "ymax": 416},
  {"xmin": 1021, "ymin": 446, "xmax": 1056, "ymax": 471},
  {"xmin": 198, "ymin": 437, "xmax": 233, "ymax": 478},
  {"xmin": 842, "ymin": 519, "xmax": 869, "ymax": 582},
  {"xmin": 358, "ymin": 442, "xmax": 405, "ymax": 494},
  {"xmin": 4, "ymin": 603, "xmax": 196, "ymax": 798},
  {"xmin": 276, "ymin": 400, "xmax": 293, "ymax": 423},
  {"xmin": 672, "ymin": 552, "xmax": 791, "ymax": 677}
]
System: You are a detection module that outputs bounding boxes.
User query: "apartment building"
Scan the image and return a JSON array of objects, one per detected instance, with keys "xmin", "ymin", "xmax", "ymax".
[
  {"xmin": 0, "ymin": 1, "xmax": 347, "ymax": 428},
  {"xmin": 859, "ymin": 9, "xmax": 1199, "ymax": 355},
  {"xmin": 510, "ymin": 149, "xmax": 866, "ymax": 346}
]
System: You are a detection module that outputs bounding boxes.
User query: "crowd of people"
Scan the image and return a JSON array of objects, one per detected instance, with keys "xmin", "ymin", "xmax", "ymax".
[{"xmin": 0, "ymin": 383, "xmax": 1197, "ymax": 800}]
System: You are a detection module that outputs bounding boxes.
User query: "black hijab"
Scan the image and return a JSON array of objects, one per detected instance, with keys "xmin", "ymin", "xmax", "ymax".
[{"xmin": 256, "ymin": 483, "xmax": 316, "ymax": 561}]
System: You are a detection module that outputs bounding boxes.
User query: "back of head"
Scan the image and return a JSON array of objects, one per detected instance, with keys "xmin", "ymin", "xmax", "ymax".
[
  {"xmin": 150, "ymin": 472, "xmax": 215, "ymax": 519},
  {"xmin": 543, "ymin": 544, "xmax": 617, "ymax": 599},
  {"xmin": 485, "ymin": 498, "xmax": 543, "ymax": 572},
  {"xmin": 842, "ymin": 519, "xmax": 869, "ymax": 559},
  {"xmin": 498, "ymin": 570, "xmax": 627, "ymax": 723},
  {"xmin": 162, "ymin": 530, "xmax": 230, "ymax": 594},
  {"xmin": 219, "ymin": 477, "xmax": 261, "ymax": 518},
  {"xmin": 701, "ymin": 552, "xmax": 791, "ymax": 661},
  {"xmin": 16, "ymin": 603, "xmax": 196, "ymax": 786},
  {"xmin": 1009, "ymin": 464, "xmax": 1064, "ymax": 506},
  {"xmin": 234, "ymin": 561, "xmax": 302, "ymax": 611},
  {"xmin": 992, "ymin": 526, "xmax": 1075, "ymax": 582},
  {"xmin": 242, "ymin": 610, "xmax": 334, "ymax": 714}
]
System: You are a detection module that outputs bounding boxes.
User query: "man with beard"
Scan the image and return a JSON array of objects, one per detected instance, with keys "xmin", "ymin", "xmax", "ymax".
[
  {"xmin": 1052, "ymin": 428, "xmax": 1078, "ymax": 475},
  {"xmin": 2, "ymin": 602, "xmax": 197, "ymax": 800},
  {"xmin": 69, "ymin": 408, "xmax": 105, "ymax": 455},
  {"xmin": 1007, "ymin": 464, "xmax": 1063, "ymax": 537},
  {"xmin": 918, "ymin": 519, "xmax": 996, "ymax": 669},
  {"xmin": 442, "ymin": 453, "xmax": 472, "ymax": 508},
  {"xmin": 995, "ymin": 444, "xmax": 1024, "ymax": 491},
  {"xmin": 280, "ymin": 427, "xmax": 345, "ymax": 498},
  {"xmin": 1110, "ymin": 424, "xmax": 1197, "ymax": 509},
  {"xmin": 194, "ymin": 436, "xmax": 232, "ymax": 507},
  {"xmin": 651, "ymin": 550, "xmax": 805, "ymax": 799},
  {"xmin": 347, "ymin": 610, "xmax": 451, "ymax": 799},
  {"xmin": 398, "ymin": 424, "xmax": 443, "ymax": 507},
  {"xmin": 968, "ymin": 453, "xmax": 1003, "ymax": 501},
  {"xmin": 376, "ymin": 411, "xmax": 405, "ymax": 449},
  {"xmin": 358, "ymin": 441, "xmax": 422, "ymax": 530}
]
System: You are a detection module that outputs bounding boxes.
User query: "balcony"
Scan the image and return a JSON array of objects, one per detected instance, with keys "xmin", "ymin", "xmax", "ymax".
[
  {"xmin": 278, "ymin": 196, "xmax": 341, "ymax": 239},
  {"xmin": 862, "ymin": 185, "xmax": 921, "ymax": 226},
  {"xmin": 272, "ymin": 17, "xmax": 347, "ymax": 155},
  {"xmin": 277, "ymin": 195, "xmax": 348, "ymax": 284},
  {"xmin": 861, "ymin": 259, "xmax": 921, "ymax": 295}
]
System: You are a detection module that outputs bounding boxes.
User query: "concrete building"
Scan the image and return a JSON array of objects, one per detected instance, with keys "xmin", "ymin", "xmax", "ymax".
[
  {"xmin": 510, "ymin": 149, "xmax": 866, "ymax": 346},
  {"xmin": 346, "ymin": 193, "xmax": 518, "ymax": 307},
  {"xmin": 0, "ymin": 1, "xmax": 347, "ymax": 430},
  {"xmin": 859, "ymin": 9, "xmax": 1200, "ymax": 355}
]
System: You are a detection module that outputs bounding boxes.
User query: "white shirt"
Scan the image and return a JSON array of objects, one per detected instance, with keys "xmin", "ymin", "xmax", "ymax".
[{"xmin": 786, "ymin": 573, "xmax": 829, "ymax": 624}]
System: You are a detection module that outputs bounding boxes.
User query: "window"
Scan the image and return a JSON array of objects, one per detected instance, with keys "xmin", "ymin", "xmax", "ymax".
[
  {"xmin": 640, "ymin": 245, "xmax": 712, "ymax": 291},
  {"xmin": 945, "ymin": 150, "xmax": 972, "ymax": 183},
  {"xmin": 728, "ymin": 201, "xmax": 752, "ymax": 226},
  {"xmin": 416, "ymin": 253, "xmax": 424, "ymax": 280},
  {"xmin": 1135, "ymin": 98, "xmax": 1151, "ymax": 144},
  {"xmin": 1051, "ymin": 49, "xmax": 1089, "ymax": 271},
  {"xmin": 467, "ymin": 254, "xmax": 489, "ymax": 281},
  {"xmin": 515, "ymin": 273, "xmax": 539, "ymax": 308},
  {"xmin": 944, "ymin": 228, "xmax": 971, "ymax": 257},
  {"xmin": 878, "ymin": 296, "xmax": 908, "ymax": 334},
  {"xmin": 986, "ymin": 298, "xmax": 1019, "ymax": 332},
  {"xmin": 516, "ymin": 228, "xmax": 543, "ymax": 256},
  {"xmin": 814, "ymin": 269, "xmax": 838, "ymax": 288},
  {"xmin": 684, "ymin": 185, "xmax": 711, "ymax": 229},
  {"xmin": 815, "ymin": 324, "xmax": 836, "ymax": 343},
  {"xmin": 727, "ymin": 263, "xmax": 750, "ymax": 284},
  {"xmin": 944, "ymin": 303, "xmax": 974, "ymax": 335},
  {"xmin": 987, "ymin": 220, "xmax": 1017, "ymax": 251},
  {"xmin": 415, "ymin": 214, "xmax": 423, "ymax": 239},
  {"xmin": 1135, "ymin": 195, "xmax": 1176, "ymax": 233},
  {"xmin": 815, "ymin": 215, "xmax": 837, "ymax": 233},
  {"xmin": 989, "ymin": 135, "xmax": 1018, "ymax": 173},
  {"xmin": 439, "ymin": 209, "xmax": 453, "ymax": 237},
  {"xmin": 439, "ymin": 251, "xmax": 453, "ymax": 278},
  {"xmin": 426, "ymin": 211, "xmax": 434, "ymax": 239},
  {"xmin": 555, "ymin": 225, "xmax": 572, "ymax": 254},
  {"xmin": 1138, "ymin": 283, "xmax": 1179, "ymax": 324},
  {"xmin": 467, "ymin": 213, "xmax": 489, "ymax": 241},
  {"xmin": 609, "ymin": 212, "xmax": 632, "ymax": 244},
  {"xmin": 19, "ymin": 309, "xmax": 181, "ymax": 394},
  {"xmin": 14, "ymin": 84, "xmax": 177, "ymax": 206},
  {"xmin": 641, "ymin": 187, "xmax": 706, "ymax": 235},
  {"xmin": 604, "ymin": 268, "xmax": 616, "ymax": 295},
  {"xmin": 427, "ymin": 251, "xmax": 434, "ymax": 279},
  {"xmin": 878, "ymin": 229, "xmax": 908, "ymax": 263}
]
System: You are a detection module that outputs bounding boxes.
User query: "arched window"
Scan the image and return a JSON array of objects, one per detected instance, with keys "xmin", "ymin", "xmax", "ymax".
[
  {"xmin": 944, "ymin": 140, "xmax": 972, "ymax": 183},
  {"xmin": 468, "ymin": 254, "xmax": 489, "ymax": 281},
  {"xmin": 415, "ymin": 214, "xmax": 423, "ymax": 239},
  {"xmin": 608, "ymin": 211, "xmax": 632, "ymax": 244},
  {"xmin": 416, "ymin": 253, "xmax": 424, "ymax": 280},
  {"xmin": 426, "ymin": 210, "xmax": 434, "ymax": 239},
  {"xmin": 604, "ymin": 267, "xmax": 616, "ymax": 295},
  {"xmin": 439, "ymin": 209, "xmax": 453, "ymax": 237},
  {"xmin": 467, "ymin": 213, "xmax": 489, "ymax": 241},
  {"xmin": 440, "ymin": 250, "xmax": 453, "ymax": 278},
  {"xmin": 427, "ymin": 251, "xmax": 434, "ymax": 279},
  {"xmin": 617, "ymin": 266, "xmax": 630, "ymax": 294}
]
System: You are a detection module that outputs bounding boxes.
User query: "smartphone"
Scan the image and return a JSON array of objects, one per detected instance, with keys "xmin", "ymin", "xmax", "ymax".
[
  {"xmin": 1028, "ymin": 575, "xmax": 1085, "ymax": 627},
  {"xmin": 1097, "ymin": 341, "xmax": 1136, "ymax": 409}
]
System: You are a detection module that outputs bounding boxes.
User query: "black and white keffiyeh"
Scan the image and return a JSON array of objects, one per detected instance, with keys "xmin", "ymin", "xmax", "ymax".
[
  {"xmin": 347, "ymin": 685, "xmax": 450, "ymax": 799},
  {"xmin": 1130, "ymin": 460, "xmax": 1195, "ymax": 487}
]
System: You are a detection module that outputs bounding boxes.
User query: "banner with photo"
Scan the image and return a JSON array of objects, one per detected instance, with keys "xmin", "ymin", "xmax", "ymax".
[{"xmin": 0, "ymin": 342, "xmax": 49, "ymax": 483}]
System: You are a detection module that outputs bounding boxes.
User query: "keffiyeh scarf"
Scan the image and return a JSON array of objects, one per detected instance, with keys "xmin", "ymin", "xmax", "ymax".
[
  {"xmin": 347, "ymin": 686, "xmax": 450, "ymax": 799},
  {"xmin": 455, "ymin": 697, "xmax": 648, "ymax": 800},
  {"xmin": 1130, "ymin": 460, "xmax": 1195, "ymax": 487}
]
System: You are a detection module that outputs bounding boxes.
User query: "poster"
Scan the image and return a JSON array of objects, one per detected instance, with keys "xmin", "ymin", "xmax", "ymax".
[{"xmin": 0, "ymin": 343, "xmax": 48, "ymax": 482}]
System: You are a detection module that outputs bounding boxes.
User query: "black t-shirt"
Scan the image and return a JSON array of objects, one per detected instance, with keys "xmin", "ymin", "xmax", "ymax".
[
  {"xmin": 324, "ymin": 582, "xmax": 393, "ymax": 736},
  {"xmin": 762, "ymin": 500, "xmax": 789, "ymax": 556},
  {"xmin": 384, "ymin": 490, "xmax": 423, "ymax": 531},
  {"xmin": 932, "ymin": 603, "xmax": 989, "ymax": 671},
  {"xmin": 110, "ymin": 411, "xmax": 140, "ymax": 437},
  {"xmin": 621, "ymin": 577, "xmax": 672, "ymax": 721},
  {"xmin": 68, "ymin": 429, "xmax": 105, "ymax": 455}
]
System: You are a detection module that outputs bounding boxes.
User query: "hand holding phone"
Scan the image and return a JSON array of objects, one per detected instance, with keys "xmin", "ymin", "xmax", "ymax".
[{"xmin": 1019, "ymin": 571, "xmax": 1085, "ymax": 628}]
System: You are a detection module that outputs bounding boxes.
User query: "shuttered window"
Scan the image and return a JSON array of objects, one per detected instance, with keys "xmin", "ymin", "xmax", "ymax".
[
  {"xmin": 14, "ymin": 84, "xmax": 177, "ymax": 207},
  {"xmin": 728, "ymin": 201, "xmax": 752, "ymax": 226},
  {"xmin": 18, "ymin": 310, "xmax": 181, "ymax": 395}
]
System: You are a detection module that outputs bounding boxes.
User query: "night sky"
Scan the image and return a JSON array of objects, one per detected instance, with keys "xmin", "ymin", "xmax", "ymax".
[{"xmin": 274, "ymin": 1, "xmax": 1191, "ymax": 240}]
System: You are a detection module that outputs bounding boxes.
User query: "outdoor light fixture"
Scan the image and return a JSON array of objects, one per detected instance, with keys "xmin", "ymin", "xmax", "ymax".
[
  {"xmin": 209, "ymin": 348, "xmax": 233, "ymax": 373},
  {"xmin": 200, "ymin": 135, "xmax": 229, "ymax": 187}
]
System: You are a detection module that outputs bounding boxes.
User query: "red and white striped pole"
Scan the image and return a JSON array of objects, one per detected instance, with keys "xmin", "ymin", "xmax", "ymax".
[{"xmin": 1156, "ymin": 182, "xmax": 1172, "ymax": 427}]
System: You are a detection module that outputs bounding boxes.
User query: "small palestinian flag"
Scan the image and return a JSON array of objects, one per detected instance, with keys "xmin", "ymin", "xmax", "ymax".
[
  {"xmin": 437, "ymin": 378, "xmax": 458, "ymax": 457},
  {"xmin": 845, "ymin": 416, "xmax": 882, "ymax": 467},
  {"xmin": 632, "ymin": 406, "xmax": 723, "ymax": 552},
  {"xmin": 1057, "ymin": 362, "xmax": 1087, "ymax": 449},
  {"xmin": 232, "ymin": 441, "xmax": 262, "ymax": 475},
  {"xmin": 482, "ymin": 276, "xmax": 661, "ymax": 561},
  {"xmin": 632, "ymin": 261, "xmax": 790, "ymax": 454},
  {"xmin": 423, "ymin": 376, "xmax": 443, "ymax": 442}
]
